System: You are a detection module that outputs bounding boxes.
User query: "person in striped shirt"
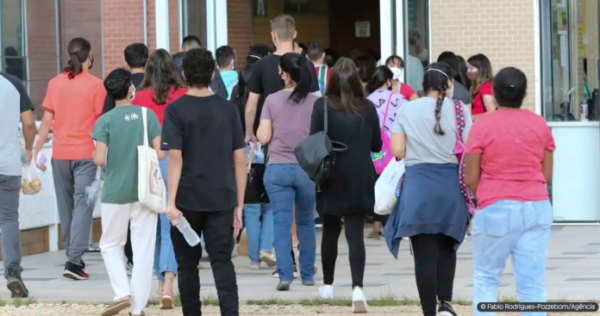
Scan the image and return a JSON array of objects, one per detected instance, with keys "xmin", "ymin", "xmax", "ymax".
[{"xmin": 307, "ymin": 42, "xmax": 330, "ymax": 96}]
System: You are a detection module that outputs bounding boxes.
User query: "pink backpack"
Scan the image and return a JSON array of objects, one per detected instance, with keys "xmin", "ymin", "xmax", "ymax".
[
  {"xmin": 452, "ymin": 99, "xmax": 475, "ymax": 217},
  {"xmin": 372, "ymin": 93, "xmax": 395, "ymax": 174}
]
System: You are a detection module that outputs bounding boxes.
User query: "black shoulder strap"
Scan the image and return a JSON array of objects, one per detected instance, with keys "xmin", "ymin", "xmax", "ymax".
[{"xmin": 323, "ymin": 97, "xmax": 328, "ymax": 135}]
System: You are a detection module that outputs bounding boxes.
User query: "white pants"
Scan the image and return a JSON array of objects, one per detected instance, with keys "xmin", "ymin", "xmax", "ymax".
[{"xmin": 100, "ymin": 202, "xmax": 157, "ymax": 315}]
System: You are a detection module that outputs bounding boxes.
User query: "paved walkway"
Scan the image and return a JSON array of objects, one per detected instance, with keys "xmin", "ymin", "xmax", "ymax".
[{"xmin": 0, "ymin": 225, "xmax": 599, "ymax": 303}]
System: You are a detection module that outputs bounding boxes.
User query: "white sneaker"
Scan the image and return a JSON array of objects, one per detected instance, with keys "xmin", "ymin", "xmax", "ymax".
[
  {"xmin": 352, "ymin": 287, "xmax": 368, "ymax": 313},
  {"xmin": 319, "ymin": 284, "xmax": 334, "ymax": 299}
]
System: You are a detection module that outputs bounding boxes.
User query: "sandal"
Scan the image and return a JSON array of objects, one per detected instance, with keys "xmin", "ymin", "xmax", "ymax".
[
  {"xmin": 367, "ymin": 231, "xmax": 381, "ymax": 239},
  {"xmin": 102, "ymin": 298, "xmax": 131, "ymax": 316},
  {"xmin": 160, "ymin": 278, "xmax": 174, "ymax": 310}
]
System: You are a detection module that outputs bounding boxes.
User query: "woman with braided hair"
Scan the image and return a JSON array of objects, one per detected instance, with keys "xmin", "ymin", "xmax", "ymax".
[{"xmin": 388, "ymin": 62, "xmax": 472, "ymax": 316}]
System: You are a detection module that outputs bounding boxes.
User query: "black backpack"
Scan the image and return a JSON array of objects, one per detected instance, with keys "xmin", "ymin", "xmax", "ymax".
[{"xmin": 295, "ymin": 97, "xmax": 347, "ymax": 186}]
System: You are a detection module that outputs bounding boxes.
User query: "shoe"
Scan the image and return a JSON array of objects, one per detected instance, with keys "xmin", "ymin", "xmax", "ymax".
[
  {"xmin": 160, "ymin": 295, "xmax": 173, "ymax": 309},
  {"xmin": 367, "ymin": 230, "xmax": 381, "ymax": 239},
  {"xmin": 129, "ymin": 312, "xmax": 145, "ymax": 316},
  {"xmin": 271, "ymin": 268, "xmax": 299, "ymax": 279},
  {"xmin": 63, "ymin": 262, "xmax": 89, "ymax": 280},
  {"xmin": 101, "ymin": 299, "xmax": 131, "ymax": 316},
  {"xmin": 276, "ymin": 281, "xmax": 291, "ymax": 291},
  {"xmin": 314, "ymin": 217, "xmax": 323, "ymax": 228},
  {"xmin": 302, "ymin": 280, "xmax": 315, "ymax": 286},
  {"xmin": 250, "ymin": 263, "xmax": 261, "ymax": 270},
  {"xmin": 6, "ymin": 268, "xmax": 28, "ymax": 298},
  {"xmin": 319, "ymin": 284, "xmax": 334, "ymax": 299},
  {"xmin": 352, "ymin": 287, "xmax": 368, "ymax": 313},
  {"xmin": 260, "ymin": 251, "xmax": 276, "ymax": 267},
  {"xmin": 438, "ymin": 301, "xmax": 457, "ymax": 316}
]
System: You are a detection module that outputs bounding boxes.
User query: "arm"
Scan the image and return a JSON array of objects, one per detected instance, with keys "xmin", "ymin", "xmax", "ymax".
[
  {"xmin": 161, "ymin": 105, "xmax": 184, "ymax": 221},
  {"xmin": 152, "ymin": 135, "xmax": 165, "ymax": 160},
  {"xmin": 245, "ymin": 92, "xmax": 260, "ymax": 141},
  {"xmin": 390, "ymin": 133, "xmax": 406, "ymax": 159},
  {"xmin": 167, "ymin": 150, "xmax": 183, "ymax": 206},
  {"xmin": 94, "ymin": 83, "xmax": 108, "ymax": 118},
  {"xmin": 35, "ymin": 111, "xmax": 54, "ymax": 167},
  {"xmin": 369, "ymin": 102, "xmax": 383, "ymax": 152},
  {"xmin": 464, "ymin": 154, "xmax": 481, "ymax": 194},
  {"xmin": 542, "ymin": 150, "xmax": 553, "ymax": 184},
  {"xmin": 148, "ymin": 112, "xmax": 165, "ymax": 160},
  {"xmin": 257, "ymin": 120, "xmax": 273, "ymax": 145},
  {"xmin": 310, "ymin": 98, "xmax": 325, "ymax": 135},
  {"xmin": 482, "ymin": 95, "xmax": 496, "ymax": 114},
  {"xmin": 12, "ymin": 75, "xmax": 36, "ymax": 164},
  {"xmin": 409, "ymin": 93, "xmax": 419, "ymax": 101},
  {"xmin": 233, "ymin": 148, "xmax": 247, "ymax": 211},
  {"xmin": 93, "ymin": 142, "xmax": 107, "ymax": 166}
]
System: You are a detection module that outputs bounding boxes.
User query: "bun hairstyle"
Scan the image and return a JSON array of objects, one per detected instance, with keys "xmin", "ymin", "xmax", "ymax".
[
  {"xmin": 493, "ymin": 67, "xmax": 527, "ymax": 109},
  {"xmin": 64, "ymin": 37, "xmax": 92, "ymax": 79},
  {"xmin": 367, "ymin": 66, "xmax": 393, "ymax": 94},
  {"xmin": 423, "ymin": 62, "xmax": 454, "ymax": 136},
  {"xmin": 280, "ymin": 52, "xmax": 312, "ymax": 103}
]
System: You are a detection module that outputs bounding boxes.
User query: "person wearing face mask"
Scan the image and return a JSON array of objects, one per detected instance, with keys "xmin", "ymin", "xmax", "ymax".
[
  {"xmin": 468, "ymin": 54, "xmax": 495, "ymax": 119},
  {"xmin": 365, "ymin": 66, "xmax": 411, "ymax": 239},
  {"xmin": 437, "ymin": 52, "xmax": 472, "ymax": 111},
  {"xmin": 387, "ymin": 62, "xmax": 472, "ymax": 316},
  {"xmin": 385, "ymin": 56, "xmax": 419, "ymax": 101},
  {"xmin": 35, "ymin": 37, "xmax": 106, "ymax": 281}
]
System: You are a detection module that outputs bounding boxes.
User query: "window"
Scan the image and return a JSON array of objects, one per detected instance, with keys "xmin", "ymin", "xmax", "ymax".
[
  {"xmin": 1, "ymin": 0, "xmax": 27, "ymax": 82},
  {"xmin": 404, "ymin": 0, "xmax": 429, "ymax": 93},
  {"xmin": 181, "ymin": 0, "xmax": 207, "ymax": 51}
]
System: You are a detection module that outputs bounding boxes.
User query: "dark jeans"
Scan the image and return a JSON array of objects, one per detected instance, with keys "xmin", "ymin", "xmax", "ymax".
[
  {"xmin": 172, "ymin": 209, "xmax": 238, "ymax": 316},
  {"xmin": 410, "ymin": 234, "xmax": 457, "ymax": 316},
  {"xmin": 321, "ymin": 215, "xmax": 365, "ymax": 288}
]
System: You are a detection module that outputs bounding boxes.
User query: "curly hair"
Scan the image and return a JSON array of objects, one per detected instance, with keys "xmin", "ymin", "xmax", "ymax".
[{"xmin": 182, "ymin": 48, "xmax": 216, "ymax": 88}]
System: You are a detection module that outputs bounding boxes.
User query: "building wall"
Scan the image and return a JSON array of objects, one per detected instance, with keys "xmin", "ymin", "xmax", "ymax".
[
  {"xmin": 228, "ymin": 0, "xmax": 253, "ymax": 68},
  {"xmin": 430, "ymin": 0, "xmax": 537, "ymax": 112}
]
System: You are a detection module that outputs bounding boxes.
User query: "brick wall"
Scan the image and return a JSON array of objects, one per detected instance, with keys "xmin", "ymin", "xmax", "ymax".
[
  {"xmin": 147, "ymin": 0, "xmax": 157, "ymax": 52},
  {"xmin": 228, "ymin": 0, "xmax": 253, "ymax": 69},
  {"xmin": 169, "ymin": 0, "xmax": 180, "ymax": 53},
  {"xmin": 430, "ymin": 0, "xmax": 537, "ymax": 112},
  {"xmin": 101, "ymin": 0, "xmax": 146, "ymax": 77}
]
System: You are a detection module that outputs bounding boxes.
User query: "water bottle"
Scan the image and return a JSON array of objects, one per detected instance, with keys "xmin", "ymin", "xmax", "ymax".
[{"xmin": 173, "ymin": 216, "xmax": 201, "ymax": 246}]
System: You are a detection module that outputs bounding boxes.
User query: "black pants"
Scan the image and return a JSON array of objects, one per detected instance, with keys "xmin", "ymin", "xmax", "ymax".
[
  {"xmin": 321, "ymin": 214, "xmax": 365, "ymax": 288},
  {"xmin": 172, "ymin": 209, "xmax": 238, "ymax": 316},
  {"xmin": 124, "ymin": 223, "xmax": 133, "ymax": 264},
  {"xmin": 410, "ymin": 234, "xmax": 457, "ymax": 316}
]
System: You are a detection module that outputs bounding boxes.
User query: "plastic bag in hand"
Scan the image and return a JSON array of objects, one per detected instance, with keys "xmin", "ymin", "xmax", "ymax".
[
  {"xmin": 21, "ymin": 163, "xmax": 42, "ymax": 195},
  {"xmin": 85, "ymin": 167, "xmax": 103, "ymax": 206},
  {"xmin": 374, "ymin": 159, "xmax": 405, "ymax": 215}
]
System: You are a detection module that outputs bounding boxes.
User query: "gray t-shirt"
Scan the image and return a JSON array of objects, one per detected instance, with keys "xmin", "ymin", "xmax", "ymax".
[
  {"xmin": 261, "ymin": 90, "xmax": 319, "ymax": 164},
  {"xmin": 452, "ymin": 81, "xmax": 472, "ymax": 105},
  {"xmin": 392, "ymin": 97, "xmax": 472, "ymax": 167}
]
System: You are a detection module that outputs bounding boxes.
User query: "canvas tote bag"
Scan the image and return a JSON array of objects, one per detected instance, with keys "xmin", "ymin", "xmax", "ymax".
[{"xmin": 138, "ymin": 107, "xmax": 167, "ymax": 213}]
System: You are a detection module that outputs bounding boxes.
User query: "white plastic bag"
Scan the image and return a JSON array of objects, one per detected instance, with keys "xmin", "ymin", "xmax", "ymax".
[
  {"xmin": 85, "ymin": 167, "xmax": 103, "ymax": 206},
  {"xmin": 374, "ymin": 159, "xmax": 405, "ymax": 215},
  {"xmin": 21, "ymin": 163, "xmax": 42, "ymax": 195},
  {"xmin": 138, "ymin": 107, "xmax": 167, "ymax": 213}
]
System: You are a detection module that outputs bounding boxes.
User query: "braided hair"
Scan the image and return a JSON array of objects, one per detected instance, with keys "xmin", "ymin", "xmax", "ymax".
[{"xmin": 423, "ymin": 62, "xmax": 454, "ymax": 136}]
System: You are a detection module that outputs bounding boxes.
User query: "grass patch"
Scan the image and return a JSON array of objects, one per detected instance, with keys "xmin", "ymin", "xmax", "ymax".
[
  {"xmin": 12, "ymin": 298, "xmax": 22, "ymax": 307},
  {"xmin": 498, "ymin": 294, "xmax": 519, "ymax": 303},
  {"xmin": 201, "ymin": 294, "xmax": 220, "ymax": 306},
  {"xmin": 247, "ymin": 298, "xmax": 294, "ymax": 306},
  {"xmin": 0, "ymin": 300, "xmax": 6, "ymax": 307},
  {"xmin": 146, "ymin": 298, "xmax": 158, "ymax": 306}
]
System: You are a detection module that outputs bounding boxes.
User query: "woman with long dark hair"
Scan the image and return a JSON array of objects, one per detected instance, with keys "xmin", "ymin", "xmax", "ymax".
[
  {"xmin": 437, "ymin": 52, "xmax": 472, "ymax": 110},
  {"xmin": 457, "ymin": 55, "xmax": 470, "ymax": 90},
  {"xmin": 131, "ymin": 48, "xmax": 187, "ymax": 309},
  {"xmin": 468, "ymin": 54, "xmax": 495, "ymax": 119},
  {"xmin": 35, "ymin": 37, "xmax": 105, "ymax": 281},
  {"xmin": 312, "ymin": 57, "xmax": 382, "ymax": 313},
  {"xmin": 388, "ymin": 62, "xmax": 472, "ymax": 316},
  {"xmin": 257, "ymin": 53, "xmax": 318, "ymax": 291}
]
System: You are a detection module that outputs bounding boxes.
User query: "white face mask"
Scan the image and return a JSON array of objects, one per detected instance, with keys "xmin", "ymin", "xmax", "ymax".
[{"xmin": 389, "ymin": 67, "xmax": 404, "ymax": 82}]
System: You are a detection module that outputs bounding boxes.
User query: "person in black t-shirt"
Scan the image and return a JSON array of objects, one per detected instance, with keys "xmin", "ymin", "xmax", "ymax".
[
  {"xmin": 162, "ymin": 48, "xmax": 246, "ymax": 316},
  {"xmin": 244, "ymin": 14, "xmax": 320, "ymax": 142},
  {"xmin": 103, "ymin": 43, "xmax": 148, "ymax": 114}
]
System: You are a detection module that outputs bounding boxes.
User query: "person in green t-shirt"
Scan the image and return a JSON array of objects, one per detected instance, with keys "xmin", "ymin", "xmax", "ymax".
[{"xmin": 91, "ymin": 68, "xmax": 163, "ymax": 316}]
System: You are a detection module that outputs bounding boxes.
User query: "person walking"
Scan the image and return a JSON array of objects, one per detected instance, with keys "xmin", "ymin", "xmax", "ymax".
[
  {"xmin": 307, "ymin": 41, "xmax": 330, "ymax": 96},
  {"xmin": 387, "ymin": 62, "xmax": 472, "ymax": 316},
  {"xmin": 35, "ymin": 37, "xmax": 106, "ymax": 280},
  {"xmin": 467, "ymin": 54, "xmax": 495, "ymax": 119},
  {"xmin": 216, "ymin": 45, "xmax": 239, "ymax": 101},
  {"xmin": 366, "ymin": 66, "xmax": 409, "ymax": 239},
  {"xmin": 437, "ymin": 52, "xmax": 472, "ymax": 110},
  {"xmin": 93, "ymin": 68, "xmax": 163, "ymax": 316},
  {"xmin": 313, "ymin": 58, "xmax": 382, "ymax": 313},
  {"xmin": 0, "ymin": 70, "xmax": 36, "ymax": 297},
  {"xmin": 132, "ymin": 48, "xmax": 186, "ymax": 308},
  {"xmin": 384, "ymin": 56, "xmax": 418, "ymax": 101},
  {"xmin": 257, "ymin": 52, "xmax": 318, "ymax": 291},
  {"xmin": 163, "ymin": 48, "xmax": 246, "ymax": 316},
  {"xmin": 465, "ymin": 67, "xmax": 555, "ymax": 316}
]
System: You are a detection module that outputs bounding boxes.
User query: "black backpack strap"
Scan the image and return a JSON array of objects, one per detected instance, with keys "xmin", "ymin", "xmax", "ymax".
[{"xmin": 323, "ymin": 97, "xmax": 328, "ymax": 135}]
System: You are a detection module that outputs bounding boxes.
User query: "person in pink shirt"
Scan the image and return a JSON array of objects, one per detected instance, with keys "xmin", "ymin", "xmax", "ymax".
[{"xmin": 465, "ymin": 67, "xmax": 555, "ymax": 316}]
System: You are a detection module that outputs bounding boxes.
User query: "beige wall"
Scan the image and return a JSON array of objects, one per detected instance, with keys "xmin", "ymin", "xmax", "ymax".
[{"xmin": 430, "ymin": 0, "xmax": 537, "ymax": 112}]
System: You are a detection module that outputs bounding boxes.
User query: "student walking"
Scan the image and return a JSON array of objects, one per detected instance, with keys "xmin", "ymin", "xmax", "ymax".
[
  {"xmin": 257, "ymin": 53, "xmax": 318, "ymax": 290},
  {"xmin": 216, "ymin": 45, "xmax": 239, "ymax": 101},
  {"xmin": 307, "ymin": 41, "xmax": 330, "ymax": 96},
  {"xmin": 384, "ymin": 56, "xmax": 418, "ymax": 101},
  {"xmin": 132, "ymin": 48, "xmax": 186, "ymax": 308},
  {"xmin": 93, "ymin": 68, "xmax": 162, "ymax": 316},
  {"xmin": 163, "ymin": 48, "xmax": 246, "ymax": 316},
  {"xmin": 0, "ymin": 70, "xmax": 36, "ymax": 297},
  {"xmin": 468, "ymin": 54, "xmax": 495, "ymax": 119},
  {"xmin": 313, "ymin": 58, "xmax": 382, "ymax": 313},
  {"xmin": 437, "ymin": 52, "xmax": 472, "ymax": 109},
  {"xmin": 465, "ymin": 67, "xmax": 555, "ymax": 316},
  {"xmin": 35, "ymin": 37, "xmax": 106, "ymax": 280},
  {"xmin": 388, "ymin": 62, "xmax": 472, "ymax": 316}
]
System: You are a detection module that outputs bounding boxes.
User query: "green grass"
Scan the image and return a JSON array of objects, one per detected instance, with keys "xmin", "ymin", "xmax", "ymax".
[
  {"xmin": 247, "ymin": 298, "xmax": 294, "ymax": 306},
  {"xmin": 201, "ymin": 294, "xmax": 220, "ymax": 306},
  {"xmin": 12, "ymin": 297, "xmax": 22, "ymax": 307},
  {"xmin": 0, "ymin": 300, "xmax": 6, "ymax": 307}
]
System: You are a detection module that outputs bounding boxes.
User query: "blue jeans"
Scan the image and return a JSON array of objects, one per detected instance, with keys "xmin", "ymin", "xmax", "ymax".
[
  {"xmin": 472, "ymin": 200, "xmax": 553, "ymax": 316},
  {"xmin": 154, "ymin": 152, "xmax": 178, "ymax": 281},
  {"xmin": 264, "ymin": 164, "xmax": 316, "ymax": 283},
  {"xmin": 244, "ymin": 204, "xmax": 274, "ymax": 263}
]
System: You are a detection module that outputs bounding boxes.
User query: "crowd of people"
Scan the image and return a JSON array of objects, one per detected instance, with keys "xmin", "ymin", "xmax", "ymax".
[{"xmin": 0, "ymin": 12, "xmax": 555, "ymax": 316}]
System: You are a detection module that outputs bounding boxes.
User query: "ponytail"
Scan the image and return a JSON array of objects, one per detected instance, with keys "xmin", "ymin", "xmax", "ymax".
[
  {"xmin": 64, "ymin": 37, "xmax": 92, "ymax": 79},
  {"xmin": 423, "ymin": 62, "xmax": 454, "ymax": 136},
  {"xmin": 280, "ymin": 52, "xmax": 311, "ymax": 103},
  {"xmin": 434, "ymin": 92, "xmax": 445, "ymax": 135}
]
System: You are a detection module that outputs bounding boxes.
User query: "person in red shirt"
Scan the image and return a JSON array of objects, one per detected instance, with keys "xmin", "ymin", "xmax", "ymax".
[
  {"xmin": 385, "ymin": 55, "xmax": 419, "ymax": 101},
  {"xmin": 465, "ymin": 67, "xmax": 555, "ymax": 315},
  {"xmin": 467, "ymin": 54, "xmax": 495, "ymax": 119},
  {"xmin": 131, "ymin": 48, "xmax": 187, "ymax": 309}
]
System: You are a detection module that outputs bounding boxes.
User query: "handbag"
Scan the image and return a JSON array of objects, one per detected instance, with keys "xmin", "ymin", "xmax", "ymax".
[
  {"xmin": 244, "ymin": 142, "xmax": 270, "ymax": 204},
  {"xmin": 138, "ymin": 107, "xmax": 167, "ymax": 213},
  {"xmin": 452, "ymin": 99, "xmax": 475, "ymax": 217},
  {"xmin": 295, "ymin": 97, "xmax": 347, "ymax": 186}
]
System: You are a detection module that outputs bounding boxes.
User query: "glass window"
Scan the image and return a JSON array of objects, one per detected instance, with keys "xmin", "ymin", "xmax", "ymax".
[
  {"xmin": 182, "ymin": 0, "xmax": 207, "ymax": 50},
  {"xmin": 405, "ymin": 0, "xmax": 429, "ymax": 93},
  {"xmin": 1, "ymin": 0, "xmax": 26, "ymax": 82},
  {"xmin": 541, "ymin": 0, "xmax": 600, "ymax": 121}
]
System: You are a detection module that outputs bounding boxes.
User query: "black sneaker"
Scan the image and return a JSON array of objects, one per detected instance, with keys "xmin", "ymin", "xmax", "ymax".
[
  {"xmin": 314, "ymin": 217, "xmax": 323, "ymax": 228},
  {"xmin": 63, "ymin": 262, "xmax": 89, "ymax": 280},
  {"xmin": 6, "ymin": 268, "xmax": 28, "ymax": 298},
  {"xmin": 438, "ymin": 301, "xmax": 457, "ymax": 316}
]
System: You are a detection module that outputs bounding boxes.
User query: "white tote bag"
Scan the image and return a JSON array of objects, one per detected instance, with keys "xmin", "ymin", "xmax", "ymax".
[
  {"xmin": 138, "ymin": 107, "xmax": 167, "ymax": 213},
  {"xmin": 374, "ymin": 159, "xmax": 406, "ymax": 215}
]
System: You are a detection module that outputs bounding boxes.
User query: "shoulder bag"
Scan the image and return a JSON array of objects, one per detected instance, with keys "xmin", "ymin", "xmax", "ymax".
[
  {"xmin": 244, "ymin": 142, "xmax": 270, "ymax": 204},
  {"xmin": 452, "ymin": 99, "xmax": 475, "ymax": 217},
  {"xmin": 138, "ymin": 107, "xmax": 167, "ymax": 213}
]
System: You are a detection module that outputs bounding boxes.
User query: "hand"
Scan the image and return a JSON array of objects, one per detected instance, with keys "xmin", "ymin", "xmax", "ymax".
[
  {"xmin": 34, "ymin": 150, "xmax": 46, "ymax": 171},
  {"xmin": 166, "ymin": 205, "xmax": 182, "ymax": 226},
  {"xmin": 244, "ymin": 133, "xmax": 257, "ymax": 145},
  {"xmin": 26, "ymin": 150, "xmax": 32, "ymax": 166},
  {"xmin": 233, "ymin": 205, "xmax": 243, "ymax": 237}
]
